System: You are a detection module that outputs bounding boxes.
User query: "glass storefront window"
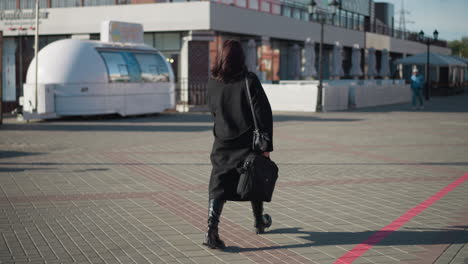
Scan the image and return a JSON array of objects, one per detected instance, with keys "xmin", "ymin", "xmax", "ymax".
[
  {"xmin": 84, "ymin": 0, "xmax": 114, "ymax": 6},
  {"xmin": 272, "ymin": 4, "xmax": 281, "ymax": 15},
  {"xmin": 301, "ymin": 11, "xmax": 309, "ymax": 21},
  {"xmin": 1, "ymin": 0, "xmax": 18, "ymax": 9},
  {"xmin": 20, "ymin": 0, "xmax": 47, "ymax": 9},
  {"xmin": 51, "ymin": 0, "xmax": 80, "ymax": 7},
  {"xmin": 237, "ymin": 0, "xmax": 247, "ymax": 8},
  {"xmin": 340, "ymin": 10, "xmax": 347, "ymax": 28},
  {"xmin": 333, "ymin": 12, "xmax": 339, "ymax": 26},
  {"xmin": 347, "ymin": 12, "xmax": 353, "ymax": 29},
  {"xmin": 144, "ymin": 33, "xmax": 154, "ymax": 47},
  {"xmin": 155, "ymin": 33, "xmax": 181, "ymax": 51},
  {"xmin": 293, "ymin": 9, "xmax": 301, "ymax": 19},
  {"xmin": 249, "ymin": 0, "xmax": 259, "ymax": 10},
  {"xmin": 359, "ymin": 15, "xmax": 365, "ymax": 31},
  {"xmin": 282, "ymin": 6, "xmax": 291, "ymax": 17},
  {"xmin": 134, "ymin": 53, "xmax": 170, "ymax": 82},
  {"xmin": 354, "ymin": 13, "xmax": 360, "ymax": 30},
  {"xmin": 261, "ymin": 1, "xmax": 270, "ymax": 12}
]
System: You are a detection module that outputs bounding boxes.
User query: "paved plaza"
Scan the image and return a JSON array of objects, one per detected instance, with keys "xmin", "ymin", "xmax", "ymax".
[{"xmin": 1, "ymin": 93, "xmax": 468, "ymax": 264}]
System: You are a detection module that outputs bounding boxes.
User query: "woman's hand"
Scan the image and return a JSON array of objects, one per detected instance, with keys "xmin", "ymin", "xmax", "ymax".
[{"xmin": 262, "ymin": 152, "xmax": 270, "ymax": 158}]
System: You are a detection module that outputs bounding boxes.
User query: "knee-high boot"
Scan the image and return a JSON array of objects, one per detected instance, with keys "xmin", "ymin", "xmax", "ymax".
[
  {"xmin": 203, "ymin": 199, "xmax": 226, "ymax": 249},
  {"xmin": 251, "ymin": 201, "xmax": 272, "ymax": 234}
]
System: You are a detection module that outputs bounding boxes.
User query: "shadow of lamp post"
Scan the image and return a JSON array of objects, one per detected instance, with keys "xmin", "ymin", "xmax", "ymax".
[
  {"xmin": 308, "ymin": 0, "xmax": 341, "ymax": 112},
  {"xmin": 418, "ymin": 29, "xmax": 439, "ymax": 100}
]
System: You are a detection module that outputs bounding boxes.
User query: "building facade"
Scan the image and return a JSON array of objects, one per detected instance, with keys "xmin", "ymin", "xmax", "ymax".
[{"xmin": 0, "ymin": 0, "xmax": 451, "ymax": 111}]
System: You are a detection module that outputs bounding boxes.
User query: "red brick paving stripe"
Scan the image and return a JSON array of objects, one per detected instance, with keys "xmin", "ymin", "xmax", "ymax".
[
  {"xmin": 334, "ymin": 172, "xmax": 468, "ymax": 264},
  {"xmin": 149, "ymin": 192, "xmax": 314, "ymax": 264},
  {"xmin": 104, "ymin": 153, "xmax": 195, "ymax": 191},
  {"xmin": 0, "ymin": 175, "xmax": 457, "ymax": 204}
]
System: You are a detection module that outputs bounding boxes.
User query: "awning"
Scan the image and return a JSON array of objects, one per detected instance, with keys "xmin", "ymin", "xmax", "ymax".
[{"xmin": 394, "ymin": 52, "xmax": 466, "ymax": 67}]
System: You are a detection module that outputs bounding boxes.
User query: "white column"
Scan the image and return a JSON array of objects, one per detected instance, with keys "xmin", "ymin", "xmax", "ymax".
[{"xmin": 177, "ymin": 31, "xmax": 214, "ymax": 112}]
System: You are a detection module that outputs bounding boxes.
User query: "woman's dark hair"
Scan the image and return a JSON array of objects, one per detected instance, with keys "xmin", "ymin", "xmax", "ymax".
[{"xmin": 211, "ymin": 40, "xmax": 247, "ymax": 83}]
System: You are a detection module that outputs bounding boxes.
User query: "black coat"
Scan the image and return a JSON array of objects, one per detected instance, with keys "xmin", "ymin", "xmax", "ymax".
[{"xmin": 207, "ymin": 72, "xmax": 273, "ymax": 201}]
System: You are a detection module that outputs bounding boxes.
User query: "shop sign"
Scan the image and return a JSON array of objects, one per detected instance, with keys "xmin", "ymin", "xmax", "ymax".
[
  {"xmin": 101, "ymin": 21, "xmax": 144, "ymax": 45},
  {"xmin": 0, "ymin": 10, "xmax": 49, "ymax": 21}
]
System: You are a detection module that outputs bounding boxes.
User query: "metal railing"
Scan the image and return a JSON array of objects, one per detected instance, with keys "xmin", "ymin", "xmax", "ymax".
[
  {"xmin": 0, "ymin": 0, "xmax": 448, "ymax": 47},
  {"xmin": 369, "ymin": 22, "xmax": 448, "ymax": 47},
  {"xmin": 175, "ymin": 78, "xmax": 208, "ymax": 106}
]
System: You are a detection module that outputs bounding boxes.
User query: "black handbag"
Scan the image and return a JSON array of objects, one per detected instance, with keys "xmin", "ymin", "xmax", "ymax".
[{"xmin": 236, "ymin": 77, "xmax": 279, "ymax": 202}]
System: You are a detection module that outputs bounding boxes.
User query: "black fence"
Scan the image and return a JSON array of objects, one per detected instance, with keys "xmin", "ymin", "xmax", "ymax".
[{"xmin": 175, "ymin": 78, "xmax": 208, "ymax": 106}]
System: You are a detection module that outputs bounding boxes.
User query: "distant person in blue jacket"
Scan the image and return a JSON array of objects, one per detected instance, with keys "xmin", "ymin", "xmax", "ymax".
[{"xmin": 410, "ymin": 68, "xmax": 425, "ymax": 110}]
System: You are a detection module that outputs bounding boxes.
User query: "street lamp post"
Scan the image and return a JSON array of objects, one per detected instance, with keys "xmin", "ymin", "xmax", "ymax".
[
  {"xmin": 34, "ymin": 0, "xmax": 40, "ymax": 112},
  {"xmin": 418, "ymin": 29, "xmax": 439, "ymax": 100},
  {"xmin": 308, "ymin": 0, "xmax": 340, "ymax": 112}
]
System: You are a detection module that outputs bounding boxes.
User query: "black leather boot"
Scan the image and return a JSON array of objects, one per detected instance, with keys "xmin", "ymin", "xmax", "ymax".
[
  {"xmin": 203, "ymin": 199, "xmax": 226, "ymax": 249},
  {"xmin": 251, "ymin": 201, "xmax": 272, "ymax": 234}
]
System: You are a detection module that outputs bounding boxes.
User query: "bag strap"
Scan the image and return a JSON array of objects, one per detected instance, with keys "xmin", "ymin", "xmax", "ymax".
[{"xmin": 245, "ymin": 76, "xmax": 259, "ymax": 131}]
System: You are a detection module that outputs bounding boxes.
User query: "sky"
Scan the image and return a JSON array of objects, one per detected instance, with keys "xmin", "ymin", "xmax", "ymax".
[{"xmin": 377, "ymin": 0, "xmax": 468, "ymax": 41}]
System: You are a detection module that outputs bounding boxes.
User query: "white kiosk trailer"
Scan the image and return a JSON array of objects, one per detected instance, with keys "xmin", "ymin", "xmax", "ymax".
[{"xmin": 20, "ymin": 21, "xmax": 175, "ymax": 120}]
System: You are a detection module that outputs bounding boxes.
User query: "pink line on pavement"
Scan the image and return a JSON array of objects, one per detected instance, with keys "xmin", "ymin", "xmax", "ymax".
[{"xmin": 333, "ymin": 172, "xmax": 468, "ymax": 264}]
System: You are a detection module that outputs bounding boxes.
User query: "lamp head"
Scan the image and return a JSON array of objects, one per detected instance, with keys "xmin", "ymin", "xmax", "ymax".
[
  {"xmin": 329, "ymin": 0, "xmax": 341, "ymax": 15},
  {"xmin": 433, "ymin": 30, "xmax": 439, "ymax": 41},
  {"xmin": 308, "ymin": 0, "xmax": 317, "ymax": 14},
  {"xmin": 418, "ymin": 30, "xmax": 425, "ymax": 41}
]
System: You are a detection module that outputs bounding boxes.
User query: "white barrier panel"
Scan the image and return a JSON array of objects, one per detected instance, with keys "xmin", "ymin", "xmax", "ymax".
[
  {"xmin": 353, "ymin": 80, "xmax": 411, "ymax": 108},
  {"xmin": 262, "ymin": 79, "xmax": 410, "ymax": 112},
  {"xmin": 262, "ymin": 82, "xmax": 318, "ymax": 112},
  {"xmin": 323, "ymin": 80, "xmax": 349, "ymax": 111}
]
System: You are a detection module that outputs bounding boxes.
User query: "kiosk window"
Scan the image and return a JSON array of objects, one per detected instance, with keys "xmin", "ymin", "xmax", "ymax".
[
  {"xmin": 100, "ymin": 52, "xmax": 130, "ymax": 82},
  {"xmin": 134, "ymin": 53, "xmax": 170, "ymax": 82}
]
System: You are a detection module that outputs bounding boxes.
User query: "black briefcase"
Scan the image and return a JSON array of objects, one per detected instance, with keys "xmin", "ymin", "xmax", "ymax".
[{"xmin": 237, "ymin": 153, "xmax": 279, "ymax": 202}]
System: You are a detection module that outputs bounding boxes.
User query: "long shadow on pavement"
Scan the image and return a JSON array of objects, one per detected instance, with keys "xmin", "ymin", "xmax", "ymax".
[
  {"xmin": 0, "ymin": 123, "xmax": 213, "ymax": 132},
  {"xmin": 3, "ymin": 161, "xmax": 468, "ymax": 167},
  {"xmin": 225, "ymin": 226, "xmax": 468, "ymax": 252},
  {"xmin": 1, "ymin": 114, "xmax": 363, "ymax": 132},
  {"xmin": 0, "ymin": 151, "xmax": 44, "ymax": 159}
]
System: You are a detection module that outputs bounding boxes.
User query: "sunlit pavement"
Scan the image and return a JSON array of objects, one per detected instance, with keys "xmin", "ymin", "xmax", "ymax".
[{"xmin": 1, "ymin": 92, "xmax": 467, "ymax": 264}]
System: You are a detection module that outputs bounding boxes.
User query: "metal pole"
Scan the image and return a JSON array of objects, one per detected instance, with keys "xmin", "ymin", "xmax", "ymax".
[
  {"xmin": 316, "ymin": 17, "xmax": 324, "ymax": 112},
  {"xmin": 0, "ymin": 30, "xmax": 3, "ymax": 125},
  {"xmin": 34, "ymin": 0, "xmax": 39, "ymax": 112},
  {"xmin": 426, "ymin": 42, "xmax": 431, "ymax": 100}
]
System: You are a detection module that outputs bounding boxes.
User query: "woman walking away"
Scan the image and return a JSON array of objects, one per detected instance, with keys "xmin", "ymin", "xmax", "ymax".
[{"xmin": 204, "ymin": 40, "xmax": 274, "ymax": 249}]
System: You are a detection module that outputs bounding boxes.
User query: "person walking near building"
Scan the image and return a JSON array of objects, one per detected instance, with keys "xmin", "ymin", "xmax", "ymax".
[
  {"xmin": 410, "ymin": 68, "xmax": 425, "ymax": 110},
  {"xmin": 204, "ymin": 40, "xmax": 274, "ymax": 249}
]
